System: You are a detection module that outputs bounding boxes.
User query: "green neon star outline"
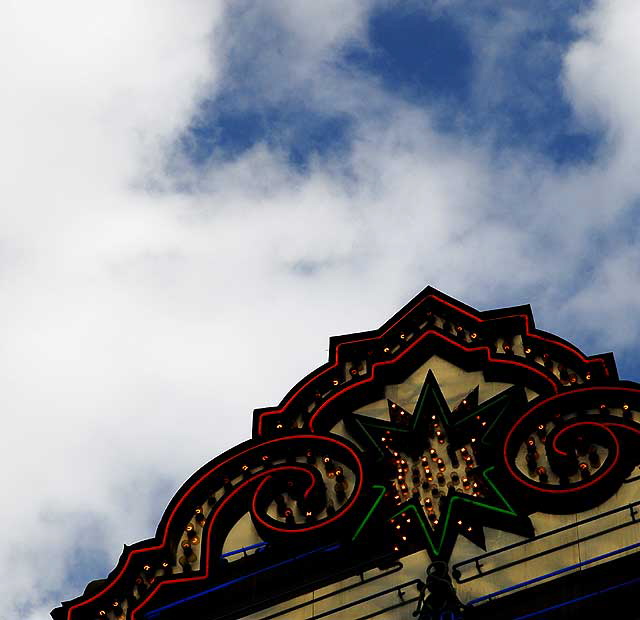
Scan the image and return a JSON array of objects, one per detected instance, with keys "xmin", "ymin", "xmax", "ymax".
[
  {"xmin": 388, "ymin": 467, "xmax": 517, "ymax": 557},
  {"xmin": 352, "ymin": 484, "xmax": 387, "ymax": 542},
  {"xmin": 352, "ymin": 371, "xmax": 523, "ymax": 459},
  {"xmin": 347, "ymin": 370, "xmax": 532, "ymax": 560},
  {"xmin": 351, "ymin": 370, "xmax": 448, "ymax": 459}
]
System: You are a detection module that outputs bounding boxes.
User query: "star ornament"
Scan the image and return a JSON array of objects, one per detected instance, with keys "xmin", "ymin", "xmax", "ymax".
[{"xmin": 346, "ymin": 369, "xmax": 534, "ymax": 561}]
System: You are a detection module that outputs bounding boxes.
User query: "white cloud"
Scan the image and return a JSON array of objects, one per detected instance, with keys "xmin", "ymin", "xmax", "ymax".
[
  {"xmin": 3, "ymin": 1, "xmax": 640, "ymax": 618},
  {"xmin": 1, "ymin": 1, "xmax": 228, "ymax": 615},
  {"xmin": 558, "ymin": 0, "xmax": 640, "ymax": 347},
  {"xmin": 565, "ymin": 0, "xmax": 640, "ymax": 144}
]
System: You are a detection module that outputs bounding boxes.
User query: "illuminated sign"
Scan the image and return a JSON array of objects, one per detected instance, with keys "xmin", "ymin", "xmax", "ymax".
[{"xmin": 52, "ymin": 287, "xmax": 640, "ymax": 620}]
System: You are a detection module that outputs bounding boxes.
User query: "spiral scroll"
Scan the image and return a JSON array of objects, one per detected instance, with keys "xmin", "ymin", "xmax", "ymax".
[
  {"xmin": 502, "ymin": 386, "xmax": 640, "ymax": 513},
  {"xmin": 63, "ymin": 433, "xmax": 368, "ymax": 620}
]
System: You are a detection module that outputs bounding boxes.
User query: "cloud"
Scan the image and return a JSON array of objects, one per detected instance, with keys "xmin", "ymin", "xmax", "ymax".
[
  {"xmin": 565, "ymin": 0, "xmax": 640, "ymax": 143},
  {"xmin": 1, "ymin": 1, "xmax": 228, "ymax": 615},
  {"xmin": 3, "ymin": 1, "xmax": 640, "ymax": 617},
  {"xmin": 558, "ymin": 0, "xmax": 640, "ymax": 348}
]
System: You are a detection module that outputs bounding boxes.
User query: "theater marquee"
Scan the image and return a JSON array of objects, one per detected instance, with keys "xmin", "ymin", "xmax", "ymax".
[{"xmin": 53, "ymin": 287, "xmax": 640, "ymax": 620}]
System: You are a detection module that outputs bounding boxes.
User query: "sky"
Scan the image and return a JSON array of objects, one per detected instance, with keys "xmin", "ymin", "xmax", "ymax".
[{"xmin": 3, "ymin": 1, "xmax": 640, "ymax": 617}]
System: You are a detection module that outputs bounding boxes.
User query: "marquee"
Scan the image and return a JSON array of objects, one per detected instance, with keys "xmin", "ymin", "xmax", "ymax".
[{"xmin": 53, "ymin": 287, "xmax": 640, "ymax": 620}]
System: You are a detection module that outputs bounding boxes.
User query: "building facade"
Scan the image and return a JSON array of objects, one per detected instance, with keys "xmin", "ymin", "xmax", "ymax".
[{"xmin": 53, "ymin": 287, "xmax": 640, "ymax": 619}]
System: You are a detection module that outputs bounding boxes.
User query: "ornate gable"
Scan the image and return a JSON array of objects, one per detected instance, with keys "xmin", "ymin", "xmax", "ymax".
[{"xmin": 54, "ymin": 286, "xmax": 640, "ymax": 620}]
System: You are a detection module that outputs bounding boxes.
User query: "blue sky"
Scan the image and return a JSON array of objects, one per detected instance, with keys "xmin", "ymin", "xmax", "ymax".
[
  {"xmin": 3, "ymin": 1, "xmax": 640, "ymax": 617},
  {"xmin": 183, "ymin": 2, "xmax": 600, "ymax": 168}
]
